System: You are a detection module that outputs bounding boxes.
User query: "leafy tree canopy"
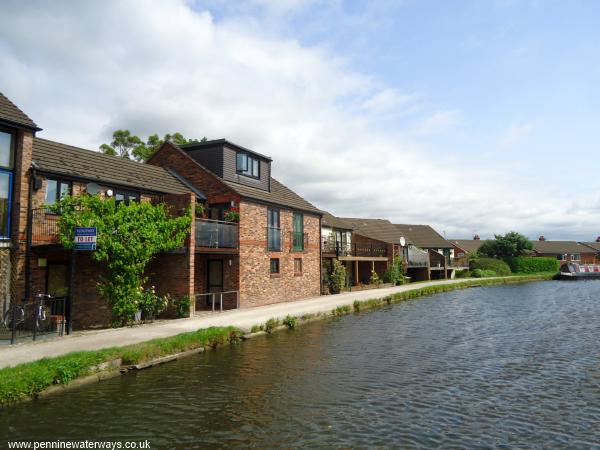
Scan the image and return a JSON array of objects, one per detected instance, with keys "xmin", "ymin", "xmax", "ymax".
[
  {"xmin": 478, "ymin": 231, "xmax": 533, "ymax": 259},
  {"xmin": 100, "ymin": 129, "xmax": 207, "ymax": 162},
  {"xmin": 51, "ymin": 195, "xmax": 192, "ymax": 325}
]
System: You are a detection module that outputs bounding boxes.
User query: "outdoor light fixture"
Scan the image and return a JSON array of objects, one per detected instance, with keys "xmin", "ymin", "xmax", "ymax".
[
  {"xmin": 229, "ymin": 259, "xmax": 232, "ymax": 266},
  {"xmin": 106, "ymin": 189, "xmax": 114, "ymax": 197}
]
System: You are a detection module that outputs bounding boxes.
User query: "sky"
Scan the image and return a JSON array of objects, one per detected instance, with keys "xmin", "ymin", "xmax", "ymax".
[{"xmin": 1, "ymin": 0, "xmax": 599, "ymax": 240}]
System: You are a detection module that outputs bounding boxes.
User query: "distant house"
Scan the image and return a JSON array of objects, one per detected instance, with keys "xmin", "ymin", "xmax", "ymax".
[
  {"xmin": 394, "ymin": 223, "xmax": 468, "ymax": 277},
  {"xmin": 340, "ymin": 218, "xmax": 457, "ymax": 282},
  {"xmin": 579, "ymin": 241, "xmax": 600, "ymax": 264},
  {"xmin": 321, "ymin": 213, "xmax": 389, "ymax": 289},
  {"xmin": 532, "ymin": 239, "xmax": 598, "ymax": 264},
  {"xmin": 449, "ymin": 236, "xmax": 488, "ymax": 266}
]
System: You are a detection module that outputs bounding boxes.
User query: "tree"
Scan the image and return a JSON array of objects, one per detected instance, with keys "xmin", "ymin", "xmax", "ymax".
[
  {"xmin": 52, "ymin": 195, "xmax": 192, "ymax": 325},
  {"xmin": 100, "ymin": 130, "xmax": 207, "ymax": 162},
  {"xmin": 478, "ymin": 231, "xmax": 533, "ymax": 259}
]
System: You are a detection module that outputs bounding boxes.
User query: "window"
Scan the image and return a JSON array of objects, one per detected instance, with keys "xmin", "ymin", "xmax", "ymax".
[
  {"xmin": 0, "ymin": 171, "xmax": 12, "ymax": 238},
  {"xmin": 267, "ymin": 208, "xmax": 281, "ymax": 251},
  {"xmin": 114, "ymin": 189, "xmax": 140, "ymax": 204},
  {"xmin": 557, "ymin": 254, "xmax": 566, "ymax": 261},
  {"xmin": 45, "ymin": 179, "xmax": 71, "ymax": 206},
  {"xmin": 294, "ymin": 258, "xmax": 302, "ymax": 275},
  {"xmin": 0, "ymin": 130, "xmax": 14, "ymax": 169},
  {"xmin": 292, "ymin": 212, "xmax": 304, "ymax": 252},
  {"xmin": 236, "ymin": 153, "xmax": 260, "ymax": 178},
  {"xmin": 270, "ymin": 258, "xmax": 280, "ymax": 274},
  {"xmin": 570, "ymin": 254, "xmax": 581, "ymax": 261}
]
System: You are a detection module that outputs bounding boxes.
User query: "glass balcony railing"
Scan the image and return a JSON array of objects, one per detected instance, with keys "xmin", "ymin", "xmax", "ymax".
[
  {"xmin": 196, "ymin": 219, "xmax": 238, "ymax": 249},
  {"xmin": 267, "ymin": 227, "xmax": 283, "ymax": 252}
]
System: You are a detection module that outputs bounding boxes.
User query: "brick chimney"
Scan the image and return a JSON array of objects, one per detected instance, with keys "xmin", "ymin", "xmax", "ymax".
[
  {"xmin": 596, "ymin": 236, "xmax": 600, "ymax": 242},
  {"xmin": 539, "ymin": 235, "xmax": 546, "ymax": 241},
  {"xmin": 473, "ymin": 234, "xmax": 480, "ymax": 240}
]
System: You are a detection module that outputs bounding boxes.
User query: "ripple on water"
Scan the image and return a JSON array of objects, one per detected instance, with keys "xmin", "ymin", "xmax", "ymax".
[{"xmin": 2, "ymin": 281, "xmax": 600, "ymax": 448}]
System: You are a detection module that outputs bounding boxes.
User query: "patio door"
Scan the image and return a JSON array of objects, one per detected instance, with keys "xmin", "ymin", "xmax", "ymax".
[{"xmin": 207, "ymin": 260, "xmax": 223, "ymax": 293}]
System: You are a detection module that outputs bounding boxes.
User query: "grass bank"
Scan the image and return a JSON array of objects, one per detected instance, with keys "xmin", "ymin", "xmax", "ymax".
[
  {"xmin": 0, "ymin": 326, "xmax": 240, "ymax": 406},
  {"xmin": 0, "ymin": 273, "xmax": 554, "ymax": 407}
]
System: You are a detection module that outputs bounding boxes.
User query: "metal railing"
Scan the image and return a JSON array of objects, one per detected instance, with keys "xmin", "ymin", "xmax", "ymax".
[
  {"xmin": 196, "ymin": 219, "xmax": 238, "ymax": 249},
  {"xmin": 1, "ymin": 295, "xmax": 66, "ymax": 344},
  {"xmin": 290, "ymin": 231, "xmax": 308, "ymax": 252},
  {"xmin": 31, "ymin": 207, "xmax": 61, "ymax": 244},
  {"xmin": 321, "ymin": 239, "xmax": 387, "ymax": 257},
  {"xmin": 267, "ymin": 227, "xmax": 283, "ymax": 251},
  {"xmin": 194, "ymin": 291, "xmax": 239, "ymax": 312}
]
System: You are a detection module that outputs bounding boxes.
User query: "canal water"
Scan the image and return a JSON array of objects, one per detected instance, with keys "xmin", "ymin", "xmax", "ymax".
[{"xmin": 3, "ymin": 281, "xmax": 600, "ymax": 448}]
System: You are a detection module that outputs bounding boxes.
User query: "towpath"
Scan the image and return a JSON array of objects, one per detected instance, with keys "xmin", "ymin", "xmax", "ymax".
[{"xmin": 0, "ymin": 277, "xmax": 519, "ymax": 368}]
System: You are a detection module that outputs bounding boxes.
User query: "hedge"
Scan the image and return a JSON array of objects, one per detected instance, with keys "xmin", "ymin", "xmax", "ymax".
[
  {"xmin": 470, "ymin": 257, "xmax": 512, "ymax": 276},
  {"xmin": 505, "ymin": 256, "xmax": 560, "ymax": 274}
]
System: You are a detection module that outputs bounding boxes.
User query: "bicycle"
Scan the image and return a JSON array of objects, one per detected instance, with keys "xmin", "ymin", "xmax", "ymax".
[{"xmin": 1, "ymin": 293, "xmax": 52, "ymax": 332}]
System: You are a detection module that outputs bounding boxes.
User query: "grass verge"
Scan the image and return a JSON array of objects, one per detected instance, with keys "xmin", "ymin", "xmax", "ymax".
[{"xmin": 0, "ymin": 326, "xmax": 239, "ymax": 406}]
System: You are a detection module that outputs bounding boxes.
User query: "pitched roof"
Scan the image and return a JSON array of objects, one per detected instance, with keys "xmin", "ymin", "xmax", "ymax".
[
  {"xmin": 340, "ymin": 218, "xmax": 407, "ymax": 244},
  {"xmin": 222, "ymin": 178, "xmax": 322, "ymax": 215},
  {"xmin": 581, "ymin": 242, "xmax": 600, "ymax": 252},
  {"xmin": 0, "ymin": 92, "xmax": 39, "ymax": 130},
  {"xmin": 532, "ymin": 240, "xmax": 597, "ymax": 254},
  {"xmin": 449, "ymin": 239, "xmax": 488, "ymax": 254},
  {"xmin": 392, "ymin": 223, "xmax": 451, "ymax": 248},
  {"xmin": 32, "ymin": 138, "xmax": 190, "ymax": 195},
  {"xmin": 322, "ymin": 212, "xmax": 354, "ymax": 230}
]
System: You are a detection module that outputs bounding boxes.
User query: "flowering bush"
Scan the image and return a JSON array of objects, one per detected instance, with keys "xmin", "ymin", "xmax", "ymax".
[{"xmin": 136, "ymin": 286, "xmax": 169, "ymax": 321}]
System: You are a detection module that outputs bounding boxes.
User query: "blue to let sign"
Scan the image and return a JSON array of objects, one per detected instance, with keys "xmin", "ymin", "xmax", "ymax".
[{"xmin": 74, "ymin": 227, "xmax": 97, "ymax": 251}]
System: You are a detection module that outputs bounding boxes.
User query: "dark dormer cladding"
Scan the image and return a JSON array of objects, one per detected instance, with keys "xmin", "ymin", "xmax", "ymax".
[{"xmin": 180, "ymin": 139, "xmax": 272, "ymax": 192}]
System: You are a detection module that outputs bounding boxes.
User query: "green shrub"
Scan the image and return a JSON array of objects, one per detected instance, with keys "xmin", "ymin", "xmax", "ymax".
[
  {"xmin": 328, "ymin": 260, "xmax": 347, "ymax": 294},
  {"xmin": 383, "ymin": 257, "xmax": 405, "ymax": 285},
  {"xmin": 353, "ymin": 300, "xmax": 361, "ymax": 312},
  {"xmin": 264, "ymin": 318, "xmax": 280, "ymax": 334},
  {"xmin": 455, "ymin": 269, "xmax": 471, "ymax": 278},
  {"xmin": 505, "ymin": 256, "xmax": 560, "ymax": 274},
  {"xmin": 172, "ymin": 295, "xmax": 192, "ymax": 318},
  {"xmin": 250, "ymin": 324, "xmax": 263, "ymax": 333},
  {"xmin": 369, "ymin": 270, "xmax": 381, "ymax": 285},
  {"xmin": 332, "ymin": 305, "xmax": 351, "ymax": 317},
  {"xmin": 470, "ymin": 257, "xmax": 511, "ymax": 276},
  {"xmin": 283, "ymin": 315, "xmax": 298, "ymax": 329},
  {"xmin": 471, "ymin": 268, "xmax": 496, "ymax": 278}
]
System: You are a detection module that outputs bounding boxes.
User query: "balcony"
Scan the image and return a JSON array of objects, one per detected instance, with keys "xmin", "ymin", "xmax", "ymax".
[
  {"xmin": 406, "ymin": 246, "xmax": 429, "ymax": 268},
  {"xmin": 31, "ymin": 208, "xmax": 60, "ymax": 245},
  {"xmin": 322, "ymin": 239, "xmax": 387, "ymax": 258},
  {"xmin": 267, "ymin": 227, "xmax": 283, "ymax": 252},
  {"xmin": 195, "ymin": 219, "xmax": 238, "ymax": 250},
  {"xmin": 290, "ymin": 231, "xmax": 308, "ymax": 252}
]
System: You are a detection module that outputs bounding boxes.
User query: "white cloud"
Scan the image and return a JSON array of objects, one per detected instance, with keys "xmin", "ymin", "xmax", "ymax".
[{"xmin": 0, "ymin": 0, "xmax": 597, "ymax": 239}]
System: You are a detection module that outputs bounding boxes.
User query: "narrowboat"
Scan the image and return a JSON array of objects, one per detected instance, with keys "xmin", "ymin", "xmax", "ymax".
[{"xmin": 559, "ymin": 263, "xmax": 600, "ymax": 279}]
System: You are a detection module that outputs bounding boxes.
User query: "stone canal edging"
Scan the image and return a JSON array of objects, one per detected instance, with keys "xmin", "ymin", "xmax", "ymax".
[{"xmin": 0, "ymin": 274, "xmax": 554, "ymax": 407}]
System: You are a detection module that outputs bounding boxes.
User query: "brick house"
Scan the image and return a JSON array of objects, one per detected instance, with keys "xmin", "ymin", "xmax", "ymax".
[
  {"xmin": 0, "ymin": 92, "xmax": 42, "ymax": 320},
  {"xmin": 321, "ymin": 212, "xmax": 389, "ymax": 289},
  {"xmin": 25, "ymin": 138, "xmax": 198, "ymax": 330},
  {"xmin": 448, "ymin": 237, "xmax": 487, "ymax": 267},
  {"xmin": 148, "ymin": 139, "xmax": 323, "ymax": 309},
  {"xmin": 532, "ymin": 238, "xmax": 598, "ymax": 264}
]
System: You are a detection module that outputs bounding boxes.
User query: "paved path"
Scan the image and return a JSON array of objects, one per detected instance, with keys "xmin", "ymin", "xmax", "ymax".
[{"xmin": 0, "ymin": 278, "xmax": 501, "ymax": 368}]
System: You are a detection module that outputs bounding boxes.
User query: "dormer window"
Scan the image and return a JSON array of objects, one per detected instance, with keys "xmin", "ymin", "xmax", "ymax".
[{"xmin": 236, "ymin": 152, "xmax": 259, "ymax": 179}]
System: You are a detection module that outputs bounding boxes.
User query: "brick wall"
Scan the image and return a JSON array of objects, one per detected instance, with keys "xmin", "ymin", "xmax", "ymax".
[
  {"xmin": 238, "ymin": 201, "xmax": 321, "ymax": 307},
  {"xmin": 148, "ymin": 142, "xmax": 240, "ymax": 205}
]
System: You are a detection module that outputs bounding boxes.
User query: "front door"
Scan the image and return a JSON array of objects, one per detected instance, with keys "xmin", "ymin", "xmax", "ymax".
[
  {"xmin": 46, "ymin": 262, "xmax": 69, "ymax": 318},
  {"xmin": 207, "ymin": 260, "xmax": 223, "ymax": 293}
]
